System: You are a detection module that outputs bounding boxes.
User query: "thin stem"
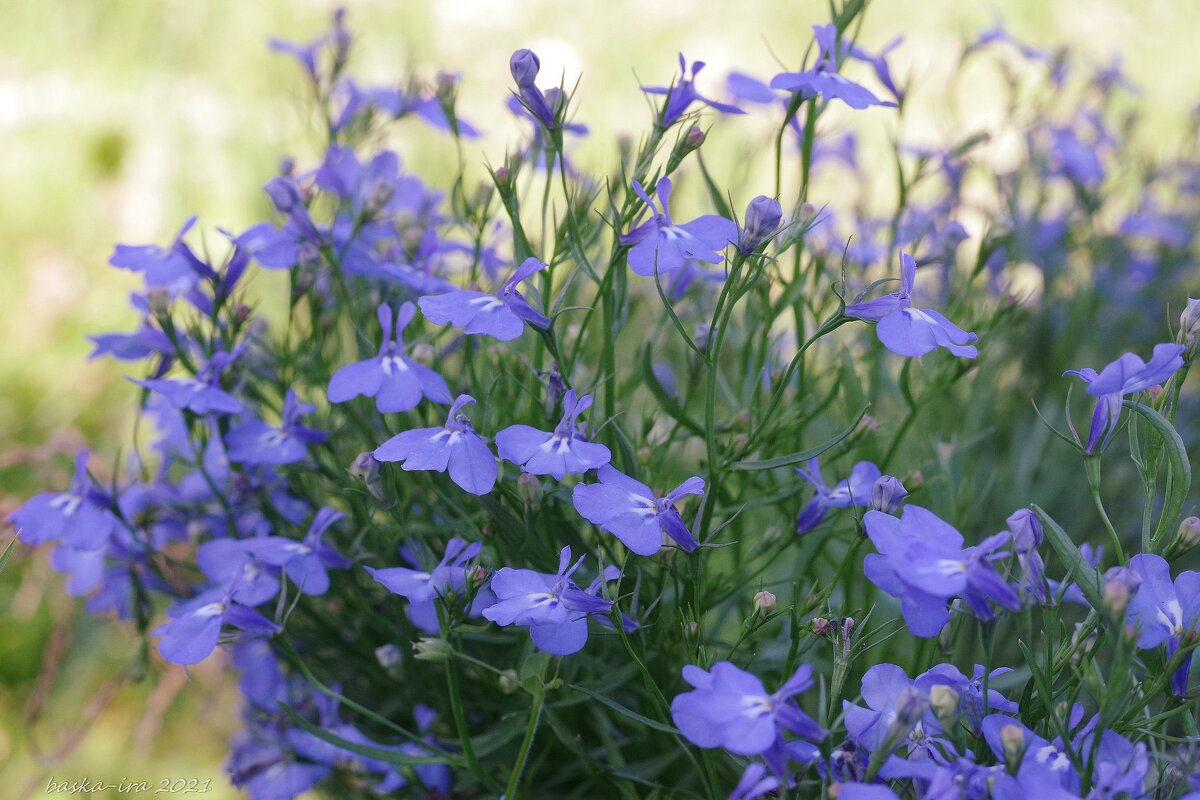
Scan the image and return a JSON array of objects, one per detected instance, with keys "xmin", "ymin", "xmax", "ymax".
[{"xmin": 505, "ymin": 685, "xmax": 546, "ymax": 799}]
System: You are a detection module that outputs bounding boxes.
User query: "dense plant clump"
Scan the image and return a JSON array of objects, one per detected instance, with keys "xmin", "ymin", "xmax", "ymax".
[{"xmin": 11, "ymin": 4, "xmax": 1200, "ymax": 798}]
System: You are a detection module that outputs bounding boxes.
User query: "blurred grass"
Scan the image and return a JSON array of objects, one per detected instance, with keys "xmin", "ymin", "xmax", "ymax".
[{"xmin": 1, "ymin": 0, "xmax": 1198, "ymax": 795}]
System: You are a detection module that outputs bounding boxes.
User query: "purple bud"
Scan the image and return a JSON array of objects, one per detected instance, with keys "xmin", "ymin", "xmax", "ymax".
[
  {"xmin": 264, "ymin": 177, "xmax": 303, "ymax": 214},
  {"xmin": 1102, "ymin": 566, "xmax": 1142, "ymax": 616},
  {"xmin": 510, "ymin": 49, "xmax": 541, "ymax": 88},
  {"xmin": 870, "ymin": 475, "xmax": 908, "ymax": 514},
  {"xmin": 739, "ymin": 195, "xmax": 783, "ymax": 253},
  {"xmin": 1180, "ymin": 298, "xmax": 1200, "ymax": 347}
]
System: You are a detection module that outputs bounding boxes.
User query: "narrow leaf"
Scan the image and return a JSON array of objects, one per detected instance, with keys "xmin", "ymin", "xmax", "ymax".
[{"xmin": 729, "ymin": 406, "xmax": 867, "ymax": 471}]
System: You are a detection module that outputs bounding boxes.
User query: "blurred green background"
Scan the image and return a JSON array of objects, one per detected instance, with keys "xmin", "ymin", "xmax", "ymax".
[{"xmin": 2, "ymin": 1, "xmax": 1198, "ymax": 797}]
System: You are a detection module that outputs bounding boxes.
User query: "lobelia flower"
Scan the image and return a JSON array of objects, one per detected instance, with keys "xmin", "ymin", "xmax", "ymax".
[
  {"xmin": 738, "ymin": 195, "xmax": 784, "ymax": 254},
  {"xmin": 509, "ymin": 48, "xmax": 559, "ymax": 128},
  {"xmin": 495, "ymin": 390, "xmax": 611, "ymax": 480},
  {"xmin": 1064, "ymin": 342, "xmax": 1186, "ymax": 453},
  {"xmin": 327, "ymin": 302, "xmax": 451, "ymax": 412},
  {"xmin": 863, "ymin": 505, "xmax": 1020, "ymax": 637},
  {"xmin": 154, "ymin": 584, "xmax": 281, "ymax": 665},
  {"xmin": 419, "ymin": 257, "xmax": 549, "ymax": 341},
  {"xmin": 620, "ymin": 177, "xmax": 737, "ymax": 278},
  {"xmin": 795, "ymin": 458, "xmax": 881, "ymax": 534},
  {"xmin": 670, "ymin": 661, "xmax": 827, "ymax": 778},
  {"xmin": 374, "ymin": 394, "xmax": 497, "ymax": 495},
  {"xmin": 240, "ymin": 507, "xmax": 350, "ymax": 596},
  {"xmin": 481, "ymin": 546, "xmax": 614, "ymax": 655},
  {"xmin": 728, "ymin": 763, "xmax": 780, "ymax": 800},
  {"xmin": 88, "ymin": 316, "xmax": 172, "ymax": 361},
  {"xmin": 109, "ymin": 216, "xmax": 214, "ymax": 297},
  {"xmin": 642, "ymin": 54, "xmax": 745, "ymax": 127},
  {"xmin": 1126, "ymin": 553, "xmax": 1200, "ymax": 696},
  {"xmin": 196, "ymin": 539, "xmax": 281, "ymax": 607},
  {"xmin": 572, "ymin": 465, "xmax": 703, "ymax": 555},
  {"xmin": 366, "ymin": 537, "xmax": 495, "ymax": 633},
  {"xmin": 847, "ymin": 252, "xmax": 978, "ymax": 358},
  {"xmin": 226, "ymin": 390, "xmax": 329, "ymax": 466},
  {"xmin": 1006, "ymin": 509, "xmax": 1047, "ymax": 602},
  {"xmin": 917, "ymin": 663, "xmax": 1019, "ymax": 735},
  {"xmin": 870, "ymin": 475, "xmax": 908, "ymax": 515},
  {"xmin": 770, "ymin": 24, "xmax": 895, "ymax": 110},
  {"xmin": 981, "ymin": 715, "xmax": 1081, "ymax": 797},
  {"xmin": 842, "ymin": 664, "xmax": 950, "ymax": 762},
  {"xmin": 132, "ymin": 347, "xmax": 244, "ymax": 416},
  {"xmin": 8, "ymin": 451, "xmax": 117, "ymax": 550}
]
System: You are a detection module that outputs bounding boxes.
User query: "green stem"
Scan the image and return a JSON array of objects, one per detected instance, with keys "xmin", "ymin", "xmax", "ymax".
[
  {"xmin": 1084, "ymin": 457, "xmax": 1126, "ymax": 565},
  {"xmin": 505, "ymin": 685, "xmax": 546, "ymax": 799}
]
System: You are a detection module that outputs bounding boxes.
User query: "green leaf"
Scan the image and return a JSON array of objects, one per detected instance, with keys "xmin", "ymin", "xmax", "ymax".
[
  {"xmin": 279, "ymin": 704, "xmax": 467, "ymax": 768},
  {"xmin": 729, "ymin": 405, "xmax": 867, "ymax": 472},
  {"xmin": 568, "ymin": 683, "xmax": 679, "ymax": 734},
  {"xmin": 1032, "ymin": 505, "xmax": 1103, "ymax": 610},
  {"xmin": 641, "ymin": 345, "xmax": 704, "ymax": 437},
  {"xmin": 0, "ymin": 539, "xmax": 15, "ymax": 576},
  {"xmin": 1123, "ymin": 399, "xmax": 1192, "ymax": 548}
]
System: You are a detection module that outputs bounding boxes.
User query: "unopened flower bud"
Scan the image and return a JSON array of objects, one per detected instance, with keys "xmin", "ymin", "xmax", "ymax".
[
  {"xmin": 666, "ymin": 124, "xmax": 706, "ymax": 172},
  {"xmin": 753, "ymin": 590, "xmax": 777, "ymax": 613},
  {"xmin": 518, "ymin": 472, "xmax": 544, "ymax": 508},
  {"xmin": 469, "ymin": 564, "xmax": 488, "ymax": 586},
  {"xmin": 929, "ymin": 685, "xmax": 959, "ymax": 721},
  {"xmin": 493, "ymin": 165, "xmax": 512, "ymax": 188},
  {"xmin": 413, "ymin": 637, "xmax": 453, "ymax": 662},
  {"xmin": 1102, "ymin": 566, "xmax": 1142, "ymax": 617},
  {"xmin": 906, "ymin": 470, "xmax": 926, "ymax": 491},
  {"xmin": 409, "ymin": 342, "xmax": 435, "ymax": 365},
  {"xmin": 1179, "ymin": 298, "xmax": 1200, "ymax": 347},
  {"xmin": 1172, "ymin": 516, "xmax": 1200, "ymax": 556},
  {"xmin": 278, "ymin": 155, "xmax": 296, "ymax": 177},
  {"xmin": 1000, "ymin": 723, "xmax": 1025, "ymax": 770},
  {"xmin": 146, "ymin": 287, "xmax": 172, "ymax": 316},
  {"xmin": 636, "ymin": 446, "xmax": 652, "ymax": 465},
  {"xmin": 374, "ymin": 644, "xmax": 403, "ymax": 669},
  {"xmin": 870, "ymin": 475, "xmax": 908, "ymax": 514},
  {"xmin": 859, "ymin": 414, "xmax": 878, "ymax": 433},
  {"xmin": 348, "ymin": 451, "xmax": 387, "ymax": 504},
  {"xmin": 878, "ymin": 687, "xmax": 930, "ymax": 755},
  {"xmin": 499, "ymin": 669, "xmax": 520, "ymax": 694},
  {"xmin": 1148, "ymin": 384, "xmax": 1165, "ymax": 402},
  {"xmin": 811, "ymin": 617, "xmax": 832, "ymax": 636},
  {"xmin": 509, "ymin": 49, "xmax": 541, "ymax": 88},
  {"xmin": 264, "ymin": 176, "xmax": 302, "ymax": 213},
  {"xmin": 739, "ymin": 195, "xmax": 784, "ymax": 253}
]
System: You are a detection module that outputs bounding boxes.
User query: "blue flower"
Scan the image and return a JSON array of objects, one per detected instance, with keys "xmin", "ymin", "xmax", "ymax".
[
  {"xmin": 496, "ymin": 390, "xmax": 611, "ymax": 480},
  {"xmin": 846, "ymin": 252, "xmax": 979, "ymax": 359},
  {"xmin": 8, "ymin": 451, "xmax": 117, "ymax": 550},
  {"xmin": 770, "ymin": 25, "xmax": 896, "ymax": 110},
  {"xmin": 374, "ymin": 394, "xmax": 497, "ymax": 495},
  {"xmin": 795, "ymin": 458, "xmax": 881, "ymax": 533},
  {"xmin": 572, "ymin": 465, "xmax": 703, "ymax": 555},
  {"xmin": 481, "ymin": 546, "xmax": 614, "ymax": 655},
  {"xmin": 670, "ymin": 661, "xmax": 826, "ymax": 778},
  {"xmin": 1064, "ymin": 342, "xmax": 1185, "ymax": 453},
  {"xmin": 241, "ymin": 507, "xmax": 350, "ymax": 597},
  {"xmin": 133, "ymin": 347, "xmax": 245, "ymax": 416},
  {"xmin": 642, "ymin": 54, "xmax": 745, "ymax": 127},
  {"xmin": 109, "ymin": 217, "xmax": 214, "ymax": 296},
  {"xmin": 620, "ymin": 177, "xmax": 737, "ymax": 277},
  {"xmin": 154, "ymin": 587, "xmax": 280, "ymax": 665},
  {"xmin": 1127, "ymin": 553, "xmax": 1200, "ymax": 696},
  {"xmin": 328, "ymin": 302, "xmax": 451, "ymax": 412},
  {"xmin": 226, "ymin": 390, "xmax": 329, "ymax": 466},
  {"xmin": 418, "ymin": 257, "xmax": 550, "ymax": 341},
  {"xmin": 864, "ymin": 505, "xmax": 1019, "ymax": 637},
  {"xmin": 366, "ymin": 537, "xmax": 494, "ymax": 633}
]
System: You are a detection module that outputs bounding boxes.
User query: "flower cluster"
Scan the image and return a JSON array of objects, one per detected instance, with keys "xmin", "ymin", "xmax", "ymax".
[{"xmin": 8, "ymin": 8, "xmax": 1200, "ymax": 800}]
